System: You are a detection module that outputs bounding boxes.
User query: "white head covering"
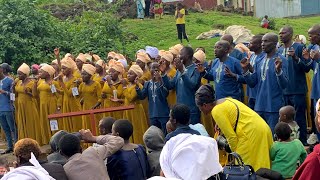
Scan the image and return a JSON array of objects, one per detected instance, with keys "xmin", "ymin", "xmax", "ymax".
[
  {"xmin": 298, "ymin": 35, "xmax": 307, "ymax": 44},
  {"xmin": 160, "ymin": 134, "xmax": 222, "ymax": 180},
  {"xmin": 117, "ymin": 59, "xmax": 128, "ymax": 68},
  {"xmin": 146, "ymin": 46, "xmax": 159, "ymax": 59},
  {"xmin": 1, "ymin": 153, "xmax": 55, "ymax": 180}
]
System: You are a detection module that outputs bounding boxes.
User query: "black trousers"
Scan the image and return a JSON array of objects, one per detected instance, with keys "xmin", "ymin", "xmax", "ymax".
[
  {"xmin": 145, "ymin": 0, "xmax": 150, "ymax": 17},
  {"xmin": 176, "ymin": 24, "xmax": 188, "ymax": 40}
]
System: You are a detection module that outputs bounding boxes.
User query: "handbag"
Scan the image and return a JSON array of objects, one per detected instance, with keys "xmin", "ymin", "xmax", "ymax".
[
  {"xmin": 220, "ymin": 152, "xmax": 257, "ymax": 180},
  {"xmin": 216, "ymin": 99, "xmax": 240, "ymax": 153},
  {"xmin": 220, "ymin": 152, "xmax": 256, "ymax": 180}
]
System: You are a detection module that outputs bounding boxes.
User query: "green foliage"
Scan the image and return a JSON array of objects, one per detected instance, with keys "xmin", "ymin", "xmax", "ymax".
[
  {"xmin": 0, "ymin": 0, "xmax": 61, "ymax": 67},
  {"xmin": 0, "ymin": 0, "xmax": 131, "ymax": 68}
]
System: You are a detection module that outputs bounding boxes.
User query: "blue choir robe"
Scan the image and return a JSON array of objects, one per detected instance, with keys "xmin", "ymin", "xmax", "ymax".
[
  {"xmin": 230, "ymin": 48, "xmax": 247, "ymax": 61},
  {"xmin": 278, "ymin": 42, "xmax": 312, "ymax": 95},
  {"xmin": 136, "ymin": 81, "xmax": 170, "ymax": 119},
  {"xmin": 203, "ymin": 56, "xmax": 246, "ymax": 100},
  {"xmin": 246, "ymin": 52, "xmax": 266, "ymax": 100},
  {"xmin": 162, "ymin": 63, "xmax": 201, "ymax": 124},
  {"xmin": 309, "ymin": 44, "xmax": 320, "ymax": 100},
  {"xmin": 243, "ymin": 53, "xmax": 288, "ymax": 113}
]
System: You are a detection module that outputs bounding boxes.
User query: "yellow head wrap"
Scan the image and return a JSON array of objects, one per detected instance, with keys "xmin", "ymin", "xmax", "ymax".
[
  {"xmin": 193, "ymin": 50, "xmax": 206, "ymax": 64},
  {"xmin": 169, "ymin": 44, "xmax": 184, "ymax": 56},
  {"xmin": 84, "ymin": 54, "xmax": 92, "ymax": 62},
  {"xmin": 136, "ymin": 52, "xmax": 151, "ymax": 64},
  {"xmin": 82, "ymin": 64, "xmax": 96, "ymax": 76},
  {"xmin": 65, "ymin": 53, "xmax": 72, "ymax": 58},
  {"xmin": 17, "ymin": 63, "xmax": 30, "ymax": 75},
  {"xmin": 108, "ymin": 59, "xmax": 125, "ymax": 74},
  {"xmin": 41, "ymin": 64, "xmax": 56, "ymax": 76},
  {"xmin": 93, "ymin": 54, "xmax": 101, "ymax": 62},
  {"xmin": 61, "ymin": 57, "xmax": 76, "ymax": 70},
  {"xmin": 96, "ymin": 60, "xmax": 105, "ymax": 68},
  {"xmin": 161, "ymin": 51, "xmax": 174, "ymax": 63},
  {"xmin": 76, "ymin": 53, "xmax": 87, "ymax": 62},
  {"xmin": 129, "ymin": 65, "xmax": 143, "ymax": 78},
  {"xmin": 51, "ymin": 59, "xmax": 58, "ymax": 65},
  {"xmin": 115, "ymin": 53, "xmax": 125, "ymax": 61},
  {"xmin": 159, "ymin": 50, "xmax": 166, "ymax": 57},
  {"xmin": 108, "ymin": 51, "xmax": 116, "ymax": 58}
]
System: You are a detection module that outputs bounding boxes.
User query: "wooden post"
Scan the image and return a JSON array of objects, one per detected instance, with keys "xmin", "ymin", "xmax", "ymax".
[{"xmin": 48, "ymin": 105, "xmax": 135, "ymax": 135}]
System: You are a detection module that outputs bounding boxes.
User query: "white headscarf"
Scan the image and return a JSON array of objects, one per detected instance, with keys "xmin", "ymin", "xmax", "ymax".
[
  {"xmin": 1, "ymin": 153, "xmax": 55, "ymax": 180},
  {"xmin": 160, "ymin": 134, "xmax": 222, "ymax": 180},
  {"xmin": 146, "ymin": 46, "xmax": 159, "ymax": 59}
]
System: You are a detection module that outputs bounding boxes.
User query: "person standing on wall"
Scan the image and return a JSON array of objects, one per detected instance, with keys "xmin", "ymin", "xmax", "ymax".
[{"xmin": 175, "ymin": 3, "xmax": 190, "ymax": 45}]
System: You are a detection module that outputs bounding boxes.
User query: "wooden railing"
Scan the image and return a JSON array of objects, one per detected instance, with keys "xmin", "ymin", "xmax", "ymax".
[{"xmin": 48, "ymin": 105, "xmax": 135, "ymax": 135}]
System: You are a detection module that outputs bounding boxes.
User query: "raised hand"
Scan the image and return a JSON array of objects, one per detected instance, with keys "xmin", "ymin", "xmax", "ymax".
[
  {"xmin": 79, "ymin": 129, "xmax": 95, "ymax": 143},
  {"xmin": 224, "ymin": 66, "xmax": 236, "ymax": 78},
  {"xmin": 121, "ymin": 78, "xmax": 127, "ymax": 87},
  {"xmin": 154, "ymin": 70, "xmax": 162, "ymax": 82},
  {"xmin": 54, "ymin": 48, "xmax": 60, "ymax": 57},
  {"xmin": 174, "ymin": 58, "xmax": 184, "ymax": 73},
  {"xmin": 240, "ymin": 58, "xmax": 250, "ymax": 71},
  {"xmin": 275, "ymin": 57, "xmax": 282, "ymax": 73},
  {"xmin": 196, "ymin": 63, "xmax": 205, "ymax": 73},
  {"xmin": 159, "ymin": 60, "xmax": 167, "ymax": 73},
  {"xmin": 302, "ymin": 48, "xmax": 310, "ymax": 60},
  {"xmin": 310, "ymin": 50, "xmax": 320, "ymax": 60}
]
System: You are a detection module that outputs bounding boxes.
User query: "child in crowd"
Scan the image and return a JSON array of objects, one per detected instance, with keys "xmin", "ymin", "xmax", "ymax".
[
  {"xmin": 107, "ymin": 120, "xmax": 150, "ymax": 179},
  {"xmin": 279, "ymin": 105, "xmax": 300, "ymax": 140},
  {"xmin": 271, "ymin": 122, "xmax": 307, "ymax": 179}
]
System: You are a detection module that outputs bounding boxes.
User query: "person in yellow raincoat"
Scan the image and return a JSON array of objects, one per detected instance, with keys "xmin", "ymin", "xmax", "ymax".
[
  {"xmin": 136, "ymin": 52, "xmax": 152, "ymax": 119},
  {"xmin": 121, "ymin": 65, "xmax": 149, "ymax": 144},
  {"xmin": 58, "ymin": 57, "xmax": 82, "ymax": 132},
  {"xmin": 195, "ymin": 84, "xmax": 273, "ymax": 171},
  {"xmin": 79, "ymin": 64, "xmax": 103, "ymax": 133},
  {"xmin": 159, "ymin": 51, "xmax": 176, "ymax": 108},
  {"xmin": 35, "ymin": 64, "xmax": 62, "ymax": 145},
  {"xmin": 15, "ymin": 63, "xmax": 41, "ymax": 143},
  {"xmin": 102, "ymin": 60, "xmax": 125, "ymax": 119},
  {"xmin": 193, "ymin": 49, "xmax": 215, "ymax": 137}
]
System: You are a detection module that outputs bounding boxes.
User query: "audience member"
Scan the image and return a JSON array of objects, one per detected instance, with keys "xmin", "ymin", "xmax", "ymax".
[
  {"xmin": 107, "ymin": 119, "xmax": 150, "ymax": 180},
  {"xmin": 47, "ymin": 130, "xmax": 68, "ymax": 165},
  {"xmin": 160, "ymin": 134, "xmax": 222, "ymax": 179},
  {"xmin": 59, "ymin": 130, "xmax": 124, "ymax": 180},
  {"xmin": 98, "ymin": 117, "xmax": 116, "ymax": 135},
  {"xmin": 271, "ymin": 122, "xmax": 307, "ymax": 179},
  {"xmin": 143, "ymin": 126, "xmax": 165, "ymax": 177},
  {"xmin": 279, "ymin": 105, "xmax": 300, "ymax": 140},
  {"xmin": 165, "ymin": 104, "xmax": 200, "ymax": 141}
]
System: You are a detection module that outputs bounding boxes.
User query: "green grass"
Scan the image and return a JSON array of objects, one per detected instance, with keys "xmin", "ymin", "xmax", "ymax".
[{"xmin": 121, "ymin": 11, "xmax": 320, "ymax": 59}]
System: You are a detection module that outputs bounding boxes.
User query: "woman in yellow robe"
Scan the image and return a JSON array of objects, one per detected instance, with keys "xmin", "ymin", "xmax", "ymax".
[
  {"xmin": 15, "ymin": 63, "xmax": 41, "ymax": 143},
  {"xmin": 102, "ymin": 60, "xmax": 125, "ymax": 119},
  {"xmin": 195, "ymin": 84, "xmax": 273, "ymax": 171},
  {"xmin": 36, "ymin": 65, "xmax": 62, "ymax": 145},
  {"xmin": 93, "ymin": 60, "xmax": 106, "ymax": 86},
  {"xmin": 122, "ymin": 65, "xmax": 149, "ymax": 144},
  {"xmin": 136, "ymin": 52, "xmax": 152, "ymax": 119},
  {"xmin": 79, "ymin": 64, "xmax": 102, "ymax": 133},
  {"xmin": 159, "ymin": 51, "xmax": 177, "ymax": 108},
  {"xmin": 58, "ymin": 57, "xmax": 82, "ymax": 132}
]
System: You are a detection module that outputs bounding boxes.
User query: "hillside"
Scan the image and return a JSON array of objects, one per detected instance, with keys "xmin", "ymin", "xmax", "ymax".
[{"xmin": 121, "ymin": 11, "xmax": 320, "ymax": 59}]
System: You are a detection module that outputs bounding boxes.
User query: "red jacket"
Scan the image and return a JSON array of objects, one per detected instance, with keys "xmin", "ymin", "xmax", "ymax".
[{"xmin": 293, "ymin": 144, "xmax": 320, "ymax": 180}]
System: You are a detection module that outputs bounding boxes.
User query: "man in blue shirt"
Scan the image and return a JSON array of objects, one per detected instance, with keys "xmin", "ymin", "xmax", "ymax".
[
  {"xmin": 278, "ymin": 26, "xmax": 312, "ymax": 145},
  {"xmin": 165, "ymin": 104, "xmax": 200, "ymax": 142},
  {"xmin": 198, "ymin": 40, "xmax": 246, "ymax": 101},
  {"xmin": 0, "ymin": 63, "xmax": 17, "ymax": 153},
  {"xmin": 246, "ymin": 35, "xmax": 266, "ymax": 109},
  {"xmin": 241, "ymin": 33, "xmax": 288, "ymax": 134},
  {"xmin": 162, "ymin": 47, "xmax": 202, "ymax": 124}
]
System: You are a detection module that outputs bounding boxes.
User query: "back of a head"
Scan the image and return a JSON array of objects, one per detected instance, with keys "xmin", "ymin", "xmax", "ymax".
[
  {"xmin": 100, "ymin": 117, "xmax": 116, "ymax": 134},
  {"xmin": 182, "ymin": 46, "xmax": 194, "ymax": 59},
  {"xmin": 195, "ymin": 84, "xmax": 216, "ymax": 106},
  {"xmin": 143, "ymin": 126, "xmax": 165, "ymax": 151},
  {"xmin": 171, "ymin": 104, "xmax": 190, "ymax": 125},
  {"xmin": 14, "ymin": 138, "xmax": 41, "ymax": 164},
  {"xmin": 221, "ymin": 34, "xmax": 234, "ymax": 45},
  {"xmin": 275, "ymin": 122, "xmax": 292, "ymax": 141},
  {"xmin": 160, "ymin": 134, "xmax": 222, "ymax": 179},
  {"xmin": 113, "ymin": 119, "xmax": 133, "ymax": 141},
  {"xmin": 49, "ymin": 130, "xmax": 68, "ymax": 152},
  {"xmin": 59, "ymin": 134, "xmax": 81, "ymax": 158}
]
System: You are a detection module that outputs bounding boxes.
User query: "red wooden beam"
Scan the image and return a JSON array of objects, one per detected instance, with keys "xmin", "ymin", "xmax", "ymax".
[{"xmin": 48, "ymin": 105, "xmax": 135, "ymax": 135}]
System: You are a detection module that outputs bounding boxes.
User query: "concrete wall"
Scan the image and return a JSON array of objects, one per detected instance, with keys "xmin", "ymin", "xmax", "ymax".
[
  {"xmin": 255, "ymin": 0, "xmax": 301, "ymax": 18},
  {"xmin": 301, "ymin": 0, "xmax": 320, "ymax": 16}
]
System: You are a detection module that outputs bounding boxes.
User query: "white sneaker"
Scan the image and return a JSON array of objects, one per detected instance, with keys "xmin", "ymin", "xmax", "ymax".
[{"xmin": 307, "ymin": 133, "xmax": 318, "ymax": 145}]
